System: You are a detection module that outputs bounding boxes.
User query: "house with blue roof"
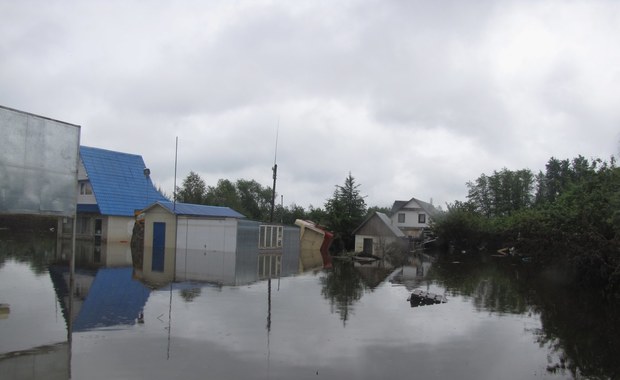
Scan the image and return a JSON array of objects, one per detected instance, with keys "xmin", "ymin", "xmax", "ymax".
[
  {"xmin": 138, "ymin": 200, "xmax": 301, "ymax": 286},
  {"xmin": 67, "ymin": 146, "xmax": 167, "ymax": 248}
]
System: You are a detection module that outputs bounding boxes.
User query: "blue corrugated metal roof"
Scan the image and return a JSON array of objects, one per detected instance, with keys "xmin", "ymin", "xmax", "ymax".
[
  {"xmin": 72, "ymin": 268, "xmax": 151, "ymax": 331},
  {"xmin": 154, "ymin": 201, "xmax": 245, "ymax": 218},
  {"xmin": 80, "ymin": 146, "xmax": 168, "ymax": 216}
]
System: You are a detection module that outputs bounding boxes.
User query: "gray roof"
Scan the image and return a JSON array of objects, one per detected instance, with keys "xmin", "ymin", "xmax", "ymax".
[
  {"xmin": 352, "ymin": 211, "xmax": 405, "ymax": 237},
  {"xmin": 376, "ymin": 212, "xmax": 405, "ymax": 237},
  {"xmin": 390, "ymin": 197, "xmax": 439, "ymax": 217}
]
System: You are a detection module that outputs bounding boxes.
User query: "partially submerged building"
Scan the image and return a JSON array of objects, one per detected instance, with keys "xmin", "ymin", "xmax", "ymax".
[
  {"xmin": 352, "ymin": 197, "xmax": 440, "ymax": 259},
  {"xmin": 352, "ymin": 211, "xmax": 406, "ymax": 258},
  {"xmin": 389, "ymin": 197, "xmax": 439, "ymax": 240},
  {"xmin": 137, "ymin": 201, "xmax": 305, "ymax": 286},
  {"xmin": 64, "ymin": 145, "xmax": 167, "ymax": 246}
]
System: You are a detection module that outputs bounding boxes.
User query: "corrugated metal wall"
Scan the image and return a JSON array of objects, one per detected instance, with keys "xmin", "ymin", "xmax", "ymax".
[
  {"xmin": 235, "ymin": 220, "xmax": 300, "ymax": 285},
  {"xmin": 0, "ymin": 106, "xmax": 80, "ymax": 216}
]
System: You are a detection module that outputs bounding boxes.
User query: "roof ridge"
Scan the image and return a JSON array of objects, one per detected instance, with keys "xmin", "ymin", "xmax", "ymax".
[{"xmin": 81, "ymin": 145, "xmax": 142, "ymax": 158}]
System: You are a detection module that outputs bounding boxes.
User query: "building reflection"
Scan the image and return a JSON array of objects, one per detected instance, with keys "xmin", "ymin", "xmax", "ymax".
[
  {"xmin": 0, "ymin": 342, "xmax": 70, "ymax": 380},
  {"xmin": 57, "ymin": 238, "xmax": 133, "ymax": 269},
  {"xmin": 0, "ymin": 230, "xmax": 70, "ymax": 380},
  {"xmin": 51, "ymin": 239, "xmax": 151, "ymax": 332},
  {"xmin": 388, "ymin": 252, "xmax": 436, "ymax": 290}
]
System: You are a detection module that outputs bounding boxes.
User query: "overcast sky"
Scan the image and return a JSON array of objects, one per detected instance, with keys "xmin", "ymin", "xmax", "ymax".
[{"xmin": 2, "ymin": 0, "xmax": 619, "ymax": 210}]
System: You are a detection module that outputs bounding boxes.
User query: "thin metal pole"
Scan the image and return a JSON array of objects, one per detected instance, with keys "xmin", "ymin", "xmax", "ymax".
[
  {"xmin": 269, "ymin": 121, "xmax": 279, "ymax": 223},
  {"xmin": 173, "ymin": 136, "xmax": 178, "ymax": 211}
]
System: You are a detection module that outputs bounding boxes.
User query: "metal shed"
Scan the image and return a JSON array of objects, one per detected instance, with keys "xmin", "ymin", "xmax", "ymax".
[{"xmin": 140, "ymin": 201, "xmax": 300, "ymax": 286}]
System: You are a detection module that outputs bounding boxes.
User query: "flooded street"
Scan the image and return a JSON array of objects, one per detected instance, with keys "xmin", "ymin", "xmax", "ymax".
[{"xmin": 1, "ymin": 232, "xmax": 619, "ymax": 380}]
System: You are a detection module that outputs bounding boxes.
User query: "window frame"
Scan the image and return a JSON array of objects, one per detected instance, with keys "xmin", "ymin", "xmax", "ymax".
[{"xmin": 259, "ymin": 225, "xmax": 283, "ymax": 249}]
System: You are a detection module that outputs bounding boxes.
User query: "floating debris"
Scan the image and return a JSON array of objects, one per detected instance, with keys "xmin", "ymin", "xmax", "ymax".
[
  {"xmin": 0, "ymin": 303, "xmax": 10, "ymax": 319},
  {"xmin": 407, "ymin": 290, "xmax": 447, "ymax": 307}
]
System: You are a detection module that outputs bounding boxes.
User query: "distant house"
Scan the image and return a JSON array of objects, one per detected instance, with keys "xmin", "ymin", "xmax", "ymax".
[
  {"xmin": 352, "ymin": 211, "xmax": 406, "ymax": 258},
  {"xmin": 62, "ymin": 146, "xmax": 167, "ymax": 248},
  {"xmin": 138, "ymin": 201, "xmax": 302, "ymax": 286},
  {"xmin": 389, "ymin": 197, "xmax": 438, "ymax": 240}
]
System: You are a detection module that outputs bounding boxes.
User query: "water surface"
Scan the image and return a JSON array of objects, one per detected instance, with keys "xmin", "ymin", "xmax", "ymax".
[{"xmin": 2, "ymin": 232, "xmax": 619, "ymax": 379}]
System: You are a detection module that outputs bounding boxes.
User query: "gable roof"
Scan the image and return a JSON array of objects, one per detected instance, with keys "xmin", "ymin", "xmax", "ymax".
[
  {"xmin": 72, "ymin": 268, "xmax": 151, "ymax": 331},
  {"xmin": 390, "ymin": 197, "xmax": 439, "ymax": 217},
  {"xmin": 352, "ymin": 211, "xmax": 405, "ymax": 237},
  {"xmin": 79, "ymin": 146, "xmax": 168, "ymax": 216},
  {"xmin": 150, "ymin": 200, "xmax": 246, "ymax": 218},
  {"xmin": 376, "ymin": 212, "xmax": 406, "ymax": 237}
]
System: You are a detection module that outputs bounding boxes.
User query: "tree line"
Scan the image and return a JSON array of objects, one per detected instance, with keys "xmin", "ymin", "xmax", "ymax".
[
  {"xmin": 175, "ymin": 171, "xmax": 374, "ymax": 253},
  {"xmin": 433, "ymin": 155, "xmax": 620, "ymax": 298}
]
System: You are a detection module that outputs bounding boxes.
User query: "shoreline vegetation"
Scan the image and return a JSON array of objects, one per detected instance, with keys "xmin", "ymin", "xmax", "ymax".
[{"xmin": 432, "ymin": 155, "xmax": 620, "ymax": 300}]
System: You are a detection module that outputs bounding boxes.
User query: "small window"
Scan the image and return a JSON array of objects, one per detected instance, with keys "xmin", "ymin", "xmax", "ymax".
[
  {"xmin": 398, "ymin": 213, "xmax": 405, "ymax": 223},
  {"xmin": 259, "ymin": 225, "xmax": 283, "ymax": 249},
  {"xmin": 418, "ymin": 214, "xmax": 426, "ymax": 224},
  {"xmin": 258, "ymin": 254, "xmax": 281, "ymax": 279},
  {"xmin": 79, "ymin": 181, "xmax": 93, "ymax": 195}
]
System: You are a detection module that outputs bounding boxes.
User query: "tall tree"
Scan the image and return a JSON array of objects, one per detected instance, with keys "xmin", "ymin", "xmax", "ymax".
[
  {"xmin": 176, "ymin": 171, "xmax": 207, "ymax": 204},
  {"xmin": 205, "ymin": 179, "xmax": 239, "ymax": 209},
  {"xmin": 467, "ymin": 168, "xmax": 534, "ymax": 217},
  {"xmin": 325, "ymin": 173, "xmax": 367, "ymax": 252},
  {"xmin": 235, "ymin": 179, "xmax": 272, "ymax": 221}
]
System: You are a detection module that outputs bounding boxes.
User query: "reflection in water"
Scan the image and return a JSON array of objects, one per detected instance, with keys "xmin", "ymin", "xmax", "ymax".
[
  {"xmin": 0, "ymin": 231, "xmax": 70, "ymax": 379},
  {"xmin": 320, "ymin": 260, "xmax": 366, "ymax": 324},
  {"xmin": 426, "ymin": 250, "xmax": 620, "ymax": 378},
  {"xmin": 530, "ymin": 277, "xmax": 620, "ymax": 378},
  {"xmin": 179, "ymin": 287, "xmax": 202, "ymax": 302},
  {"xmin": 4, "ymin": 227, "xmax": 620, "ymax": 379}
]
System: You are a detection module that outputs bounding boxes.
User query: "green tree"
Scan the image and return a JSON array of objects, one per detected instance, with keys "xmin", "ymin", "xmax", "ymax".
[
  {"xmin": 320, "ymin": 261, "xmax": 365, "ymax": 325},
  {"xmin": 365, "ymin": 205, "xmax": 391, "ymax": 218},
  {"xmin": 176, "ymin": 171, "xmax": 207, "ymax": 204},
  {"xmin": 325, "ymin": 173, "xmax": 367, "ymax": 252},
  {"xmin": 205, "ymin": 179, "xmax": 240, "ymax": 209},
  {"xmin": 235, "ymin": 179, "xmax": 272, "ymax": 221},
  {"xmin": 306, "ymin": 205, "xmax": 328, "ymax": 226},
  {"xmin": 437, "ymin": 154, "xmax": 620, "ymax": 297},
  {"xmin": 467, "ymin": 168, "xmax": 534, "ymax": 217},
  {"xmin": 276, "ymin": 203, "xmax": 307, "ymax": 225},
  {"xmin": 203, "ymin": 178, "xmax": 273, "ymax": 221}
]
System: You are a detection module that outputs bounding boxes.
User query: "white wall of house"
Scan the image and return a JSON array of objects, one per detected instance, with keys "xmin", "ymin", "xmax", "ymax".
[
  {"xmin": 354, "ymin": 234, "xmax": 402, "ymax": 257},
  {"xmin": 175, "ymin": 217, "xmax": 239, "ymax": 283},
  {"xmin": 106, "ymin": 216, "xmax": 135, "ymax": 243},
  {"xmin": 103, "ymin": 242, "xmax": 133, "ymax": 267},
  {"xmin": 390, "ymin": 199, "xmax": 431, "ymax": 236}
]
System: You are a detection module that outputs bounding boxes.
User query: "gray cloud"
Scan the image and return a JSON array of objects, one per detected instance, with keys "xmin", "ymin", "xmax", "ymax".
[{"xmin": 1, "ymin": 0, "xmax": 618, "ymax": 209}]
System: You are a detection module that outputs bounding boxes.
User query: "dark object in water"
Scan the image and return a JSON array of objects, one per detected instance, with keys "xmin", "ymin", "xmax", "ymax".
[
  {"xmin": 0, "ymin": 303, "xmax": 10, "ymax": 319},
  {"xmin": 407, "ymin": 289, "xmax": 447, "ymax": 307}
]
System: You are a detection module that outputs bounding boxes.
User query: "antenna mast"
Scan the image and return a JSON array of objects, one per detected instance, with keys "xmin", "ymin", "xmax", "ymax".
[{"xmin": 269, "ymin": 119, "xmax": 279, "ymax": 223}]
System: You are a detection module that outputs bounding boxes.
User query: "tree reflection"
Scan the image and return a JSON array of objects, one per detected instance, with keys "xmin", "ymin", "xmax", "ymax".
[
  {"xmin": 529, "ymin": 280, "xmax": 620, "ymax": 379},
  {"xmin": 428, "ymin": 252, "xmax": 532, "ymax": 315},
  {"xmin": 429, "ymin": 250, "xmax": 620, "ymax": 379},
  {"xmin": 0, "ymin": 231, "xmax": 58, "ymax": 274},
  {"xmin": 320, "ymin": 260, "xmax": 365, "ymax": 325},
  {"xmin": 179, "ymin": 287, "xmax": 202, "ymax": 302}
]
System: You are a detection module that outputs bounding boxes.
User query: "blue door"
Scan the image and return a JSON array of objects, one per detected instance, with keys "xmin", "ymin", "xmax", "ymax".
[{"xmin": 152, "ymin": 222, "xmax": 166, "ymax": 272}]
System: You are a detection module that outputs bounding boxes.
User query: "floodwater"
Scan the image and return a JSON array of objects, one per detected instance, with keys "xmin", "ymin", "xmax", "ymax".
[{"xmin": 1, "ymin": 231, "xmax": 619, "ymax": 380}]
